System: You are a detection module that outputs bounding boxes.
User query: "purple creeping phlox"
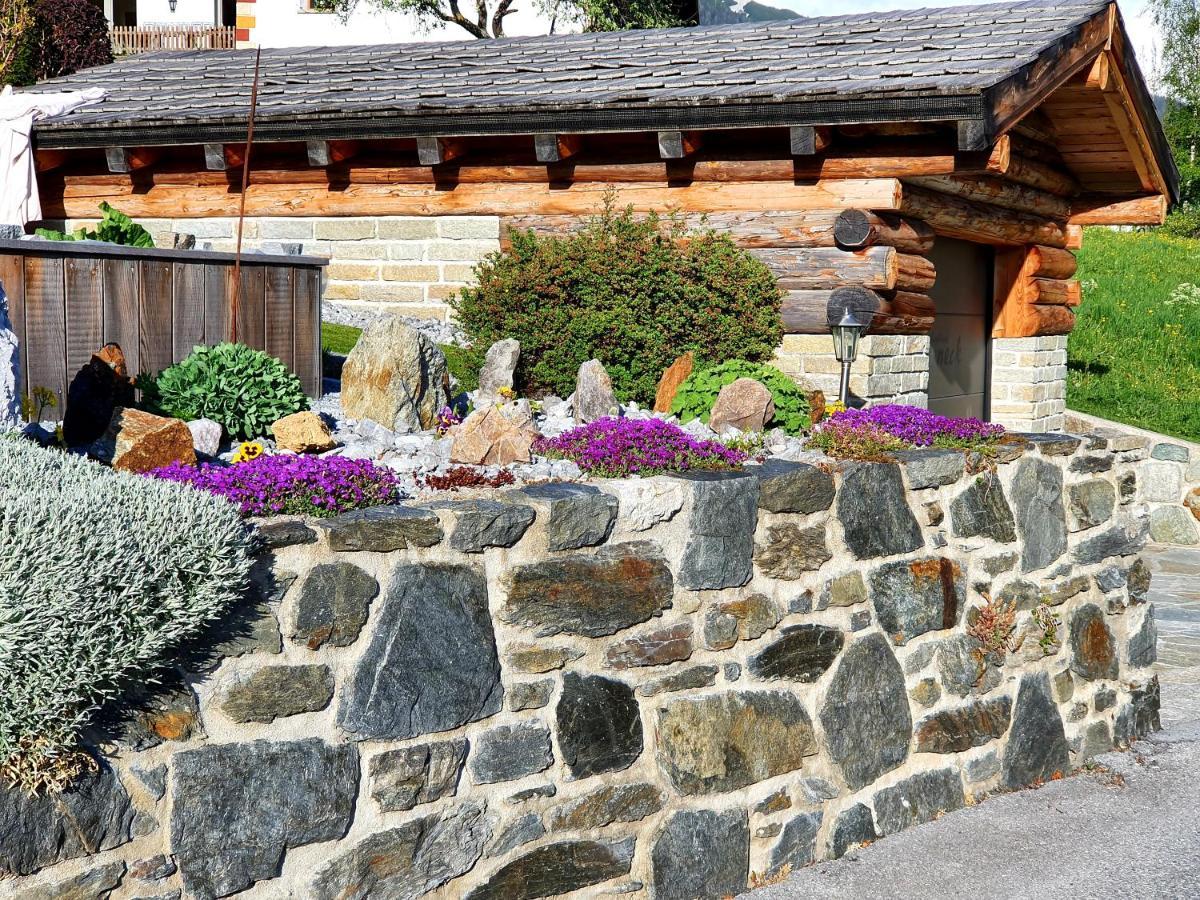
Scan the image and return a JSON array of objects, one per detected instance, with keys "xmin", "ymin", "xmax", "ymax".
[
  {"xmin": 809, "ymin": 404, "xmax": 1005, "ymax": 459},
  {"xmin": 148, "ymin": 454, "xmax": 403, "ymax": 517},
  {"xmin": 533, "ymin": 416, "xmax": 748, "ymax": 478}
]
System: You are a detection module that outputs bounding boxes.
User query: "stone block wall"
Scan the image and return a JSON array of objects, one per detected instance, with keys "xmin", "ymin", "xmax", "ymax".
[
  {"xmin": 1065, "ymin": 410, "xmax": 1200, "ymax": 546},
  {"xmin": 2, "ymin": 436, "xmax": 1161, "ymax": 900},
  {"xmin": 772, "ymin": 334, "xmax": 930, "ymax": 407},
  {"xmin": 991, "ymin": 335, "xmax": 1069, "ymax": 433},
  {"xmin": 45, "ymin": 215, "xmax": 503, "ymax": 323}
]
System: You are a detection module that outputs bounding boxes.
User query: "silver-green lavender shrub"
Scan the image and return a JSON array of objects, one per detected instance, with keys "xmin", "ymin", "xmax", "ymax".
[{"xmin": 0, "ymin": 439, "xmax": 255, "ymax": 791}]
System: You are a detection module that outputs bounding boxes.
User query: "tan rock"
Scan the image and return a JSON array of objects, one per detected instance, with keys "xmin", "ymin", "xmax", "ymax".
[
  {"xmin": 450, "ymin": 402, "xmax": 539, "ymax": 466},
  {"xmin": 574, "ymin": 359, "xmax": 618, "ymax": 424},
  {"xmin": 92, "ymin": 407, "xmax": 197, "ymax": 473},
  {"xmin": 341, "ymin": 316, "xmax": 450, "ymax": 432},
  {"xmin": 272, "ymin": 411, "xmax": 336, "ymax": 453},
  {"xmin": 653, "ymin": 351, "xmax": 695, "ymax": 414},
  {"xmin": 709, "ymin": 377, "xmax": 774, "ymax": 433},
  {"xmin": 808, "ymin": 389, "xmax": 827, "ymax": 425},
  {"xmin": 1187, "ymin": 488, "xmax": 1200, "ymax": 522}
]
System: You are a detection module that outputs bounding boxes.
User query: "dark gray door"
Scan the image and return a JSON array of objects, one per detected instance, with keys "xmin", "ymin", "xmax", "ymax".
[{"xmin": 927, "ymin": 238, "xmax": 992, "ymax": 420}]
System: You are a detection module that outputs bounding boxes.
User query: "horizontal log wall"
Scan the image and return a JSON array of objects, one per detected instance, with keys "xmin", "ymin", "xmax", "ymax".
[{"xmin": 0, "ymin": 243, "xmax": 324, "ymax": 413}]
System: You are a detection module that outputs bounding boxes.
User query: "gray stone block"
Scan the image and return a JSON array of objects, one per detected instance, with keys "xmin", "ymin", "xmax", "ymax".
[
  {"xmin": 870, "ymin": 557, "xmax": 965, "ymax": 643},
  {"xmin": 1149, "ymin": 506, "xmax": 1200, "ymax": 544},
  {"xmin": 768, "ymin": 811, "xmax": 823, "ymax": 877},
  {"xmin": 470, "ymin": 722, "xmax": 554, "ymax": 784},
  {"xmin": 369, "ymin": 738, "xmax": 467, "ymax": 811},
  {"xmin": 1011, "ymin": 457, "xmax": 1068, "ymax": 573},
  {"xmin": 1001, "ymin": 673, "xmax": 1069, "ymax": 789},
  {"xmin": 755, "ymin": 459, "xmax": 835, "ymax": 513},
  {"xmin": 748, "ymin": 624, "xmax": 844, "ymax": 683},
  {"xmin": 1069, "ymin": 604, "xmax": 1119, "ymax": 681},
  {"xmin": 557, "ymin": 673, "xmax": 643, "ymax": 778},
  {"xmin": 873, "ymin": 768, "xmax": 965, "ymax": 834},
  {"xmin": 1074, "ymin": 520, "xmax": 1149, "ymax": 565},
  {"xmin": 652, "ymin": 809, "xmax": 748, "ymax": 900},
  {"xmin": 837, "ymin": 462, "xmax": 923, "ymax": 559},
  {"xmin": 220, "ymin": 664, "xmax": 334, "ymax": 723},
  {"xmin": 321, "ymin": 505, "xmax": 443, "ymax": 552},
  {"xmin": 290, "ymin": 562, "xmax": 379, "ymax": 649},
  {"xmin": 1152, "ymin": 442, "xmax": 1190, "ymax": 462},
  {"xmin": 754, "ymin": 522, "xmax": 832, "ymax": 579},
  {"xmin": 950, "ymin": 472, "xmax": 1017, "ymax": 542},
  {"xmin": 894, "ymin": 448, "xmax": 965, "ymax": 489},
  {"xmin": 442, "ymin": 499, "xmax": 535, "ymax": 552},
  {"xmin": 513, "ymin": 483, "xmax": 616, "ymax": 551},
  {"xmin": 673, "ymin": 471, "xmax": 758, "ymax": 589}
]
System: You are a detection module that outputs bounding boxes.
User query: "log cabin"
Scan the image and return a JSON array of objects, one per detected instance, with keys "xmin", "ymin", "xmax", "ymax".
[{"xmin": 15, "ymin": 0, "xmax": 1177, "ymax": 431}]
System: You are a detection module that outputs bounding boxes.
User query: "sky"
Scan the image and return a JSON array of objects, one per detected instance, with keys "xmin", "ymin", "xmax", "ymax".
[{"xmin": 729, "ymin": 1, "xmax": 1163, "ymax": 86}]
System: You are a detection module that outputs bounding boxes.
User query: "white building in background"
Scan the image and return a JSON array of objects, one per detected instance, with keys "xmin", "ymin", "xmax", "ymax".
[{"xmin": 98, "ymin": 0, "xmax": 558, "ymax": 47}]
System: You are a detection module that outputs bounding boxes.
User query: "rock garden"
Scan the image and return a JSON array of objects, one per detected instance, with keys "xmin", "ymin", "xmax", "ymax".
[{"xmin": 0, "ymin": 206, "xmax": 1164, "ymax": 900}]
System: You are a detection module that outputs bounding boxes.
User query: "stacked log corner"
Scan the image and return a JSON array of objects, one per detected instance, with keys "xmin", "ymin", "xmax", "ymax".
[{"xmin": 993, "ymin": 243, "xmax": 1081, "ymax": 339}]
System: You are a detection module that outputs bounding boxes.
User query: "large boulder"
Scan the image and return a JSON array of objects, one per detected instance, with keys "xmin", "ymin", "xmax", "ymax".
[
  {"xmin": 90, "ymin": 407, "xmax": 196, "ymax": 473},
  {"xmin": 0, "ymin": 281, "xmax": 19, "ymax": 429},
  {"xmin": 575, "ymin": 358, "xmax": 618, "ymax": 424},
  {"xmin": 709, "ymin": 377, "xmax": 774, "ymax": 434},
  {"xmin": 62, "ymin": 343, "xmax": 135, "ymax": 446},
  {"xmin": 450, "ymin": 402, "xmax": 539, "ymax": 466},
  {"xmin": 341, "ymin": 316, "xmax": 450, "ymax": 432},
  {"xmin": 475, "ymin": 338, "xmax": 520, "ymax": 405}
]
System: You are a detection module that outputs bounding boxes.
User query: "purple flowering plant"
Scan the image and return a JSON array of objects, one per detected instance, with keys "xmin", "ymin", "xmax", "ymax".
[
  {"xmin": 148, "ymin": 454, "xmax": 403, "ymax": 518},
  {"xmin": 809, "ymin": 404, "xmax": 1005, "ymax": 460},
  {"xmin": 533, "ymin": 417, "xmax": 748, "ymax": 478}
]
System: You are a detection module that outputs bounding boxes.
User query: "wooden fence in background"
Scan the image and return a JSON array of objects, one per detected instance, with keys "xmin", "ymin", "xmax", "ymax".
[
  {"xmin": 110, "ymin": 25, "xmax": 237, "ymax": 55},
  {"xmin": 0, "ymin": 240, "xmax": 325, "ymax": 412}
]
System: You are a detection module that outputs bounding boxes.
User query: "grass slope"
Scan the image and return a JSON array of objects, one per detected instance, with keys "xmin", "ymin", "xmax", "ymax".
[
  {"xmin": 1070, "ymin": 228, "xmax": 1200, "ymax": 443},
  {"xmin": 321, "ymin": 322, "xmax": 361, "ymax": 356}
]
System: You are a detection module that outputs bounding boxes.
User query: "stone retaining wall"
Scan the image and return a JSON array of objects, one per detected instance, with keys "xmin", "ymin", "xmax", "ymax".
[{"xmin": 2, "ymin": 436, "xmax": 1161, "ymax": 900}]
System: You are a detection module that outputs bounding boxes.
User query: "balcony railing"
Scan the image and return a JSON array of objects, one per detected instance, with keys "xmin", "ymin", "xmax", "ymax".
[{"xmin": 110, "ymin": 25, "xmax": 237, "ymax": 55}]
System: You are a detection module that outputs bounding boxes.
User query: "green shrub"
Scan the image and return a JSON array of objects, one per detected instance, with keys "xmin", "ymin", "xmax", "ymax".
[
  {"xmin": 141, "ymin": 343, "xmax": 308, "ymax": 441},
  {"xmin": 451, "ymin": 200, "xmax": 783, "ymax": 404},
  {"xmin": 0, "ymin": 439, "xmax": 254, "ymax": 792},
  {"xmin": 439, "ymin": 343, "xmax": 483, "ymax": 393},
  {"xmin": 35, "ymin": 202, "xmax": 154, "ymax": 248},
  {"xmin": 671, "ymin": 359, "xmax": 812, "ymax": 434}
]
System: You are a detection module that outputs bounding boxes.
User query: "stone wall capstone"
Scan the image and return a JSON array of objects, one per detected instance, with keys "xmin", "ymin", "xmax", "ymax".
[{"xmin": 1, "ymin": 434, "xmax": 1161, "ymax": 900}]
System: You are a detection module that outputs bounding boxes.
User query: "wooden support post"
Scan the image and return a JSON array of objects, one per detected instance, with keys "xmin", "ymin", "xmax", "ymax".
[
  {"xmin": 657, "ymin": 130, "xmax": 703, "ymax": 160},
  {"xmin": 789, "ymin": 125, "xmax": 832, "ymax": 156},
  {"xmin": 306, "ymin": 139, "xmax": 359, "ymax": 167},
  {"xmin": 416, "ymin": 136, "xmax": 466, "ymax": 166},
  {"xmin": 533, "ymin": 134, "xmax": 582, "ymax": 163},
  {"xmin": 993, "ymin": 245, "xmax": 1079, "ymax": 339},
  {"xmin": 105, "ymin": 147, "xmax": 159, "ymax": 174}
]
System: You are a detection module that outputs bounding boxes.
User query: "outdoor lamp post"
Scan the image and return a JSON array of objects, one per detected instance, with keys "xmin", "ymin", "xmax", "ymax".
[{"xmin": 830, "ymin": 307, "xmax": 868, "ymax": 407}]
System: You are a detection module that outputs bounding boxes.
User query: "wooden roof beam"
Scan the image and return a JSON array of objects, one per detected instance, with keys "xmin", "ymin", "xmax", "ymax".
[
  {"xmin": 657, "ymin": 130, "xmax": 702, "ymax": 160},
  {"xmin": 789, "ymin": 126, "xmax": 832, "ymax": 156},
  {"xmin": 1069, "ymin": 193, "xmax": 1167, "ymax": 225},
  {"xmin": 307, "ymin": 139, "xmax": 360, "ymax": 167},
  {"xmin": 105, "ymin": 146, "xmax": 160, "ymax": 174},
  {"xmin": 534, "ymin": 134, "xmax": 582, "ymax": 164},
  {"xmin": 34, "ymin": 148, "xmax": 71, "ymax": 173},
  {"xmin": 416, "ymin": 136, "xmax": 467, "ymax": 166},
  {"xmin": 1084, "ymin": 51, "xmax": 1168, "ymax": 196}
]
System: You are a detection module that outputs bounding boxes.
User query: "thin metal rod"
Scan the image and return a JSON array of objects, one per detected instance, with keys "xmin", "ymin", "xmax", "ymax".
[
  {"xmin": 839, "ymin": 359, "xmax": 852, "ymax": 406},
  {"xmin": 230, "ymin": 45, "xmax": 262, "ymax": 345}
]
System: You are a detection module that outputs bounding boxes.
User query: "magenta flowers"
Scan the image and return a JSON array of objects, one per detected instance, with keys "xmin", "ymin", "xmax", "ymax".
[
  {"xmin": 824, "ymin": 405, "xmax": 1004, "ymax": 447},
  {"xmin": 534, "ymin": 417, "xmax": 747, "ymax": 478},
  {"xmin": 149, "ymin": 455, "xmax": 403, "ymax": 517}
]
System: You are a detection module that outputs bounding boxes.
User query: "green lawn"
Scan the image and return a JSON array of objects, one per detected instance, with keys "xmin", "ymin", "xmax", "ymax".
[
  {"xmin": 321, "ymin": 322, "xmax": 361, "ymax": 356},
  {"xmin": 1070, "ymin": 228, "xmax": 1200, "ymax": 443}
]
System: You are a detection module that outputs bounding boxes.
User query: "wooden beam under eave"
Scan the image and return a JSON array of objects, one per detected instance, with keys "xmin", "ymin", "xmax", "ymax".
[
  {"xmin": 1090, "ymin": 49, "xmax": 1170, "ymax": 196},
  {"xmin": 657, "ymin": 131, "xmax": 703, "ymax": 160},
  {"xmin": 34, "ymin": 148, "xmax": 70, "ymax": 173},
  {"xmin": 534, "ymin": 134, "xmax": 582, "ymax": 164},
  {"xmin": 307, "ymin": 139, "xmax": 360, "ymax": 167},
  {"xmin": 104, "ymin": 147, "xmax": 160, "ymax": 174},
  {"xmin": 899, "ymin": 184, "xmax": 1071, "ymax": 248},
  {"xmin": 46, "ymin": 177, "xmax": 906, "ymax": 220},
  {"xmin": 416, "ymin": 136, "xmax": 467, "ymax": 166},
  {"xmin": 1069, "ymin": 193, "xmax": 1167, "ymax": 225},
  {"xmin": 789, "ymin": 126, "xmax": 832, "ymax": 156}
]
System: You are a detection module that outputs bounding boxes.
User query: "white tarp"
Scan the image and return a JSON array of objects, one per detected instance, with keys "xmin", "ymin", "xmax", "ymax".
[{"xmin": 0, "ymin": 85, "xmax": 105, "ymax": 228}]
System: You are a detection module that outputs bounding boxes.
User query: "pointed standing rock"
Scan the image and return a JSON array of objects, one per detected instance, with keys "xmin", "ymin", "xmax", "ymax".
[
  {"xmin": 341, "ymin": 317, "xmax": 450, "ymax": 432},
  {"xmin": 654, "ymin": 351, "xmax": 694, "ymax": 413},
  {"xmin": 574, "ymin": 359, "xmax": 618, "ymax": 424},
  {"xmin": 476, "ymin": 339, "xmax": 520, "ymax": 406}
]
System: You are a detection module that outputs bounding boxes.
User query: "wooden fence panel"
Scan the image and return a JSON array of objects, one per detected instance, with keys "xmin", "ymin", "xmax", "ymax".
[
  {"xmin": 0, "ymin": 254, "xmax": 26, "ymax": 396},
  {"xmin": 65, "ymin": 256, "xmax": 103, "ymax": 381},
  {"xmin": 173, "ymin": 262, "xmax": 206, "ymax": 359},
  {"xmin": 265, "ymin": 266, "xmax": 295, "ymax": 370},
  {"xmin": 103, "ymin": 257, "xmax": 140, "ymax": 376},
  {"xmin": 139, "ymin": 259, "xmax": 174, "ymax": 376},
  {"xmin": 294, "ymin": 268, "xmax": 321, "ymax": 397},
  {"xmin": 0, "ymin": 241, "xmax": 326, "ymax": 407},
  {"xmin": 23, "ymin": 257, "xmax": 66, "ymax": 418}
]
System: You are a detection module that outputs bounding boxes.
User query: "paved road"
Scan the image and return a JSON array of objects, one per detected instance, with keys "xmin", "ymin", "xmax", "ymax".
[{"xmin": 743, "ymin": 545, "xmax": 1200, "ymax": 900}]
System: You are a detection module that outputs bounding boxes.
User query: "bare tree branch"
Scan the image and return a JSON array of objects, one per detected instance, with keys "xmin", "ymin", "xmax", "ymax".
[{"xmin": 491, "ymin": 0, "xmax": 517, "ymax": 37}]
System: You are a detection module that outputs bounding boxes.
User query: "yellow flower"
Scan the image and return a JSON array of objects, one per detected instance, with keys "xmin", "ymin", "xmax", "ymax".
[
  {"xmin": 825, "ymin": 400, "xmax": 847, "ymax": 415},
  {"xmin": 232, "ymin": 441, "xmax": 264, "ymax": 463}
]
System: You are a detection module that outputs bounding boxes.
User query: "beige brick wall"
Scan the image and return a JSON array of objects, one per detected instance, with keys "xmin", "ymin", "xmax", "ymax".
[
  {"xmin": 990, "ymin": 335, "xmax": 1068, "ymax": 433},
  {"xmin": 48, "ymin": 215, "xmax": 502, "ymax": 323},
  {"xmin": 773, "ymin": 334, "xmax": 929, "ymax": 406}
]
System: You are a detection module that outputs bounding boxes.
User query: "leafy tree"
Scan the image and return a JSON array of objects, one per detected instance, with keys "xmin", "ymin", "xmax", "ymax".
[
  {"xmin": 313, "ymin": 0, "xmax": 690, "ymax": 38},
  {"xmin": 2, "ymin": 0, "xmax": 112, "ymax": 86},
  {"xmin": 1150, "ymin": 1, "xmax": 1200, "ymax": 228},
  {"xmin": 0, "ymin": 0, "xmax": 35, "ymax": 86}
]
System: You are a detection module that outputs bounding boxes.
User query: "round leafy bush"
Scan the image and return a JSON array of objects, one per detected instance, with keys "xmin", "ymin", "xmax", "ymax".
[
  {"xmin": 23, "ymin": 0, "xmax": 112, "ymax": 83},
  {"xmin": 143, "ymin": 343, "xmax": 308, "ymax": 441},
  {"xmin": 451, "ymin": 200, "xmax": 783, "ymax": 405},
  {"xmin": 671, "ymin": 360, "xmax": 812, "ymax": 434}
]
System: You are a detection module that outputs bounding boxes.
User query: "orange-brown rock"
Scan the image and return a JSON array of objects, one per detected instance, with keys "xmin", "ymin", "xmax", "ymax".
[
  {"xmin": 92, "ymin": 407, "xmax": 197, "ymax": 473},
  {"xmin": 62, "ymin": 343, "xmax": 135, "ymax": 447},
  {"xmin": 272, "ymin": 411, "xmax": 337, "ymax": 453},
  {"xmin": 808, "ymin": 389, "xmax": 827, "ymax": 425},
  {"xmin": 1187, "ymin": 488, "xmax": 1200, "ymax": 522},
  {"xmin": 653, "ymin": 352, "xmax": 695, "ymax": 414},
  {"xmin": 450, "ymin": 402, "xmax": 539, "ymax": 466},
  {"xmin": 709, "ymin": 378, "xmax": 775, "ymax": 433}
]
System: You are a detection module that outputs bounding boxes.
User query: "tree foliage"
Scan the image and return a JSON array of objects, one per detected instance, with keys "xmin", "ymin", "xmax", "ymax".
[
  {"xmin": 1, "ymin": 0, "xmax": 112, "ymax": 86},
  {"xmin": 1150, "ymin": 1, "xmax": 1200, "ymax": 227},
  {"xmin": 314, "ymin": 0, "xmax": 689, "ymax": 38}
]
